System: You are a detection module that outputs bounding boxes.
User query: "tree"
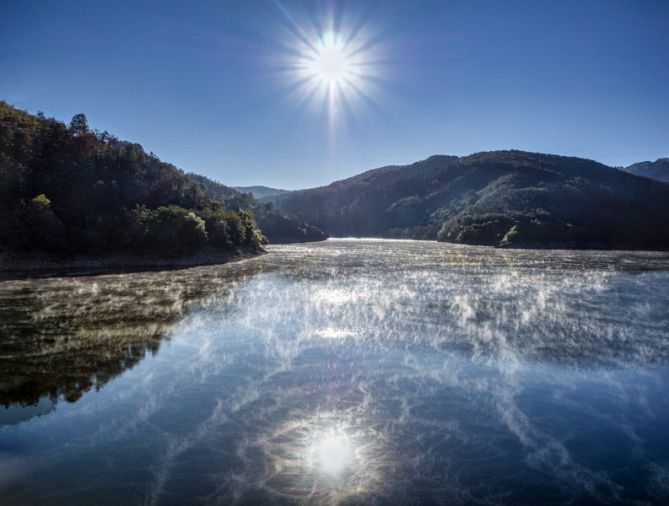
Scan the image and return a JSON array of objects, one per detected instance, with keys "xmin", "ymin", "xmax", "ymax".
[
  {"xmin": 0, "ymin": 101, "xmax": 268, "ymax": 257},
  {"xmin": 139, "ymin": 206, "xmax": 208, "ymax": 256},
  {"xmin": 16, "ymin": 194, "xmax": 66, "ymax": 252},
  {"xmin": 69, "ymin": 113, "xmax": 89, "ymax": 135}
]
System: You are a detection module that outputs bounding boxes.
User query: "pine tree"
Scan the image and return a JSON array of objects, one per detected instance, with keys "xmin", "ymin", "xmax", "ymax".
[{"xmin": 69, "ymin": 113, "xmax": 89, "ymax": 135}]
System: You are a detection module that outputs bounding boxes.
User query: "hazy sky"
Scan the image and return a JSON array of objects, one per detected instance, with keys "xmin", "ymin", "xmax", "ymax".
[{"xmin": 2, "ymin": 0, "xmax": 668, "ymax": 188}]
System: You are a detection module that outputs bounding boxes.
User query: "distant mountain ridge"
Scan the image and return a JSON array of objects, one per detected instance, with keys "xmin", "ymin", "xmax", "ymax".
[
  {"xmin": 623, "ymin": 158, "xmax": 669, "ymax": 183},
  {"xmin": 233, "ymin": 185, "xmax": 289, "ymax": 200},
  {"xmin": 3, "ymin": 98, "xmax": 665, "ymax": 252},
  {"xmin": 268, "ymin": 150, "xmax": 669, "ymax": 250}
]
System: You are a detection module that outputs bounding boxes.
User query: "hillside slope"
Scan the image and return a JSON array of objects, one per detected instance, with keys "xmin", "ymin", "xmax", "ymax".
[
  {"xmin": 623, "ymin": 158, "xmax": 669, "ymax": 184},
  {"xmin": 233, "ymin": 185, "xmax": 289, "ymax": 200},
  {"xmin": 270, "ymin": 151, "xmax": 669, "ymax": 250},
  {"xmin": 189, "ymin": 176, "xmax": 327, "ymax": 243},
  {"xmin": 0, "ymin": 102, "xmax": 264, "ymax": 259}
]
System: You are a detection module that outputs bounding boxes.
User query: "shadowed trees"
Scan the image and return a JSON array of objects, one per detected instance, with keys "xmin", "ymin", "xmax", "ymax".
[
  {"xmin": 269, "ymin": 151, "xmax": 669, "ymax": 250},
  {"xmin": 0, "ymin": 102, "xmax": 264, "ymax": 258}
]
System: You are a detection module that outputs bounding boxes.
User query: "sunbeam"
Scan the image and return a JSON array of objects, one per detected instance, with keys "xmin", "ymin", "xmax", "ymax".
[{"xmin": 274, "ymin": 7, "xmax": 384, "ymax": 127}]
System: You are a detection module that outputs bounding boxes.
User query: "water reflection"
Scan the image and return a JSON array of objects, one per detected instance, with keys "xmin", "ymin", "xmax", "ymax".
[
  {"xmin": 242, "ymin": 410, "xmax": 392, "ymax": 505},
  {"xmin": 0, "ymin": 240, "xmax": 668, "ymax": 505},
  {"xmin": 307, "ymin": 427, "xmax": 356, "ymax": 477},
  {"xmin": 0, "ymin": 261, "xmax": 266, "ymax": 421}
]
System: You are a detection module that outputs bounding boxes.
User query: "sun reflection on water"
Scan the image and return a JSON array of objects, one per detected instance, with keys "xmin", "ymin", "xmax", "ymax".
[
  {"xmin": 306, "ymin": 427, "xmax": 359, "ymax": 478},
  {"xmin": 254, "ymin": 412, "xmax": 390, "ymax": 504}
]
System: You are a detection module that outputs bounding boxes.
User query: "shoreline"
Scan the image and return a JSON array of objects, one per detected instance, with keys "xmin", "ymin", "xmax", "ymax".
[
  {"xmin": 327, "ymin": 236, "xmax": 669, "ymax": 252},
  {"xmin": 0, "ymin": 248, "xmax": 266, "ymax": 281}
]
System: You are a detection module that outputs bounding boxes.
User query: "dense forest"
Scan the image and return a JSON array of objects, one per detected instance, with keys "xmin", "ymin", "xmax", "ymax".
[
  {"xmin": 187, "ymin": 175, "xmax": 326, "ymax": 243},
  {"xmin": 267, "ymin": 151, "xmax": 669, "ymax": 250},
  {"xmin": 0, "ymin": 102, "xmax": 323, "ymax": 261},
  {"xmin": 623, "ymin": 158, "xmax": 669, "ymax": 184},
  {"xmin": 3, "ymin": 100, "xmax": 666, "ymax": 254}
]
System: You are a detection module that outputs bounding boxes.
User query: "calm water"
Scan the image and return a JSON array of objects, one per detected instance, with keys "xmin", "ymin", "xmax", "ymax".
[{"xmin": 1, "ymin": 239, "xmax": 669, "ymax": 505}]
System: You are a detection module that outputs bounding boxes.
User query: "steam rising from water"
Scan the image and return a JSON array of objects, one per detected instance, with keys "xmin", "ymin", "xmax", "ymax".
[{"xmin": 1, "ymin": 239, "xmax": 668, "ymax": 505}]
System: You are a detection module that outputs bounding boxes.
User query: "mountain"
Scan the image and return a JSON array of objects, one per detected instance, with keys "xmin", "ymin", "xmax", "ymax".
[
  {"xmin": 269, "ymin": 151, "xmax": 669, "ymax": 250},
  {"xmin": 0, "ymin": 101, "xmax": 265, "ymax": 260},
  {"xmin": 623, "ymin": 158, "xmax": 669, "ymax": 184},
  {"xmin": 233, "ymin": 185, "xmax": 290, "ymax": 200},
  {"xmin": 188, "ymin": 175, "xmax": 327, "ymax": 244}
]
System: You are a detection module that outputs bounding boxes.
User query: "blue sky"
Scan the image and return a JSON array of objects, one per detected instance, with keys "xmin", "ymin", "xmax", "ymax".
[{"xmin": 1, "ymin": 0, "xmax": 667, "ymax": 188}]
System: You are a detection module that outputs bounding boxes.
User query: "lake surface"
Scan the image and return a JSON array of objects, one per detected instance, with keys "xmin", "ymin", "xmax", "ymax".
[{"xmin": 1, "ymin": 239, "xmax": 669, "ymax": 505}]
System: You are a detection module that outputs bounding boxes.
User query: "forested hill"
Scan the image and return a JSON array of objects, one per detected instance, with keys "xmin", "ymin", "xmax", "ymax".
[
  {"xmin": 188, "ymin": 175, "xmax": 326, "ymax": 243},
  {"xmin": 269, "ymin": 151, "xmax": 669, "ymax": 250},
  {"xmin": 233, "ymin": 185, "xmax": 289, "ymax": 200},
  {"xmin": 623, "ymin": 158, "xmax": 669, "ymax": 184},
  {"xmin": 0, "ymin": 101, "xmax": 266, "ymax": 259}
]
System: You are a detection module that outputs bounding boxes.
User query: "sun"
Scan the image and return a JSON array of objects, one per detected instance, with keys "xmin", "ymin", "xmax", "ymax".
[
  {"xmin": 276, "ymin": 13, "xmax": 383, "ymax": 124},
  {"xmin": 308, "ymin": 33, "xmax": 352, "ymax": 86}
]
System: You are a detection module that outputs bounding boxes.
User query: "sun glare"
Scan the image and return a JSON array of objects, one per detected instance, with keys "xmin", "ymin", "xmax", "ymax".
[
  {"xmin": 308, "ymin": 33, "xmax": 351, "ymax": 86},
  {"xmin": 275, "ymin": 10, "xmax": 383, "ymax": 125},
  {"xmin": 307, "ymin": 427, "xmax": 356, "ymax": 477},
  {"xmin": 262, "ymin": 414, "xmax": 386, "ymax": 500}
]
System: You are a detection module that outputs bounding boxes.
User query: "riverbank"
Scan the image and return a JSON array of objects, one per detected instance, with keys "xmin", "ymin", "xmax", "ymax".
[{"xmin": 0, "ymin": 247, "xmax": 265, "ymax": 280}]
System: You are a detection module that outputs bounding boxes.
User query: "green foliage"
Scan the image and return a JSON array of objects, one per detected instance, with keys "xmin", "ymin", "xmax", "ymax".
[
  {"xmin": 124, "ymin": 206, "xmax": 208, "ymax": 256},
  {"xmin": 23, "ymin": 197, "xmax": 66, "ymax": 251},
  {"xmin": 69, "ymin": 113, "xmax": 89, "ymax": 135},
  {"xmin": 187, "ymin": 173, "xmax": 255, "ymax": 209},
  {"xmin": 200, "ymin": 209, "xmax": 236, "ymax": 249},
  {"xmin": 32, "ymin": 193, "xmax": 51, "ymax": 207},
  {"xmin": 187, "ymin": 174, "xmax": 327, "ymax": 244},
  {"xmin": 0, "ymin": 194, "xmax": 66, "ymax": 253},
  {"xmin": 0, "ymin": 101, "xmax": 264, "ymax": 258}
]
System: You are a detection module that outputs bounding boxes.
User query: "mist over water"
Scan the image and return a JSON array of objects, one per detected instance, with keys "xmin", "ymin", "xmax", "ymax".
[{"xmin": 1, "ymin": 239, "xmax": 669, "ymax": 505}]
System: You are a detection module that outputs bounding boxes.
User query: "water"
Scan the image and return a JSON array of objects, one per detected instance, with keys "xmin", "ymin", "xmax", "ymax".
[{"xmin": 1, "ymin": 239, "xmax": 669, "ymax": 505}]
